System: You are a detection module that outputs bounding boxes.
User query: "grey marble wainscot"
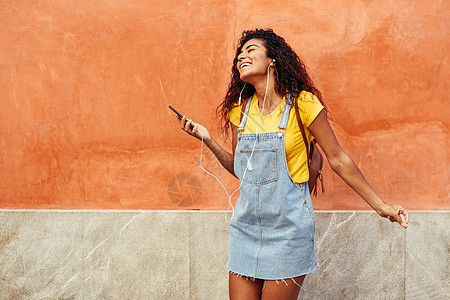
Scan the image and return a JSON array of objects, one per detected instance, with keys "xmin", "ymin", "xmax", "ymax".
[{"xmin": 0, "ymin": 210, "xmax": 448, "ymax": 299}]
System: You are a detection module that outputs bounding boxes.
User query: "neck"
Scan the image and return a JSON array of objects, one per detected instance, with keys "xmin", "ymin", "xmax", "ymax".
[{"xmin": 251, "ymin": 70, "xmax": 282, "ymax": 114}]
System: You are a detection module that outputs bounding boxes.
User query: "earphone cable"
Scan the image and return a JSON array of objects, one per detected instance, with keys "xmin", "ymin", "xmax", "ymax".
[{"xmin": 197, "ymin": 63, "xmax": 272, "ymax": 222}]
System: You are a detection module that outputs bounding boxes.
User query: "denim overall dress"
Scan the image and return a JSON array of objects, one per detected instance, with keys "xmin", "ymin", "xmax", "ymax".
[{"xmin": 227, "ymin": 96, "xmax": 317, "ymax": 280}]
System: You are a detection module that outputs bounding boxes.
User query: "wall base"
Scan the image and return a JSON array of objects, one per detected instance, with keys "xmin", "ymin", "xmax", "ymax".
[{"xmin": 0, "ymin": 210, "xmax": 447, "ymax": 299}]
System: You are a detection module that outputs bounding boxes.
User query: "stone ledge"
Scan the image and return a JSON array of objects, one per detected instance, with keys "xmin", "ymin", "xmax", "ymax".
[{"xmin": 0, "ymin": 211, "xmax": 447, "ymax": 299}]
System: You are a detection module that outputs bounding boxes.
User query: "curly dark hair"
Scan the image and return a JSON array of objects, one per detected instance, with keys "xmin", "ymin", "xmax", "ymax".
[{"xmin": 217, "ymin": 28, "xmax": 327, "ymax": 137}]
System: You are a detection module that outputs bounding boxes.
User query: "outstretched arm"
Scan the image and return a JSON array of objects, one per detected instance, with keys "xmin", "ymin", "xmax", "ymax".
[
  {"xmin": 309, "ymin": 111, "xmax": 409, "ymax": 228},
  {"xmin": 179, "ymin": 116, "xmax": 238, "ymax": 178}
]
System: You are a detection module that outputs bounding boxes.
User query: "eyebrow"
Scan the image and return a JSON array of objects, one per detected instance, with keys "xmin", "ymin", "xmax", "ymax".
[
  {"xmin": 245, "ymin": 44, "xmax": 259, "ymax": 50},
  {"xmin": 238, "ymin": 44, "xmax": 260, "ymax": 55}
]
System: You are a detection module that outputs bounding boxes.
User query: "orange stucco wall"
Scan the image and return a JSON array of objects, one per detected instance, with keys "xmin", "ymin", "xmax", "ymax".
[{"xmin": 1, "ymin": 1, "xmax": 448, "ymax": 210}]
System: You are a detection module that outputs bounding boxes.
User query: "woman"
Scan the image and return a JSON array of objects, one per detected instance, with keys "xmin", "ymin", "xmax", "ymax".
[{"xmin": 178, "ymin": 29, "xmax": 409, "ymax": 300}]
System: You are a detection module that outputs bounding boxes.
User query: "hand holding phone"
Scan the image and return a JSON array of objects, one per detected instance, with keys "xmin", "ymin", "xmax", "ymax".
[{"xmin": 169, "ymin": 105, "xmax": 194, "ymax": 130}]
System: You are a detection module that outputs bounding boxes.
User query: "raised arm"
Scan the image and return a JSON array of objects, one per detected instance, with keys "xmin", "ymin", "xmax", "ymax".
[
  {"xmin": 308, "ymin": 110, "xmax": 409, "ymax": 228},
  {"xmin": 179, "ymin": 116, "xmax": 238, "ymax": 178}
]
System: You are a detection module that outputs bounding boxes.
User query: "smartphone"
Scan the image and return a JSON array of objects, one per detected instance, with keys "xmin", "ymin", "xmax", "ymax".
[{"xmin": 169, "ymin": 105, "xmax": 194, "ymax": 130}]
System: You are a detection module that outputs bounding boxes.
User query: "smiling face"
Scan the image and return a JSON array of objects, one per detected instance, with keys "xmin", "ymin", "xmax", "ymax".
[{"xmin": 237, "ymin": 38, "xmax": 273, "ymax": 83}]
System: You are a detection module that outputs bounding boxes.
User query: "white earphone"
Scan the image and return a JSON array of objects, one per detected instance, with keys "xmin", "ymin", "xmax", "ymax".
[{"xmin": 198, "ymin": 58, "xmax": 274, "ymax": 222}]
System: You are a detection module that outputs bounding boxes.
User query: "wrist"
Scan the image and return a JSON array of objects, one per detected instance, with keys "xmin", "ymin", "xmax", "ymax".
[
  {"xmin": 374, "ymin": 202, "xmax": 390, "ymax": 216},
  {"xmin": 364, "ymin": 194, "xmax": 386, "ymax": 214}
]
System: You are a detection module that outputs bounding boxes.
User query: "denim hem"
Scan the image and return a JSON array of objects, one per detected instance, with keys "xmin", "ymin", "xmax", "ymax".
[{"xmin": 227, "ymin": 261, "xmax": 318, "ymax": 281}]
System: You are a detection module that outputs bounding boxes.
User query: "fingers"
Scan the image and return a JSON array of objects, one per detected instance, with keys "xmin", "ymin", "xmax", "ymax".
[
  {"xmin": 180, "ymin": 116, "xmax": 197, "ymax": 135},
  {"xmin": 180, "ymin": 116, "xmax": 189, "ymax": 131},
  {"xmin": 192, "ymin": 124, "xmax": 199, "ymax": 134},
  {"xmin": 382, "ymin": 205, "xmax": 409, "ymax": 228},
  {"xmin": 184, "ymin": 118, "xmax": 193, "ymax": 132},
  {"xmin": 178, "ymin": 116, "xmax": 207, "ymax": 142},
  {"xmin": 403, "ymin": 210, "xmax": 410, "ymax": 225},
  {"xmin": 398, "ymin": 208, "xmax": 409, "ymax": 228},
  {"xmin": 394, "ymin": 207, "xmax": 408, "ymax": 228}
]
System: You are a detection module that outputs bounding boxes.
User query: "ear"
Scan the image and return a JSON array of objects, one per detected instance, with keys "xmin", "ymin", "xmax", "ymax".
[{"xmin": 269, "ymin": 58, "xmax": 276, "ymax": 67}]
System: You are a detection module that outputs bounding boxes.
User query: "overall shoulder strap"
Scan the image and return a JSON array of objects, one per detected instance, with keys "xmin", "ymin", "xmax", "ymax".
[
  {"xmin": 278, "ymin": 95, "xmax": 292, "ymax": 129},
  {"xmin": 238, "ymin": 96, "xmax": 253, "ymax": 131}
]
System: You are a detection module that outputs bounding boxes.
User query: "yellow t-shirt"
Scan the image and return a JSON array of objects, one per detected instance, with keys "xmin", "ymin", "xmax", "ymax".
[{"xmin": 229, "ymin": 91, "xmax": 324, "ymax": 183}]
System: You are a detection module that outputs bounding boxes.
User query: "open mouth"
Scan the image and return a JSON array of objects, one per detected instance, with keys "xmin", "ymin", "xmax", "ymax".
[{"xmin": 240, "ymin": 62, "xmax": 251, "ymax": 69}]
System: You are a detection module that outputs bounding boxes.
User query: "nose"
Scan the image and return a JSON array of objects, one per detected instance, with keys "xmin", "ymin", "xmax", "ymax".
[{"xmin": 237, "ymin": 52, "xmax": 246, "ymax": 61}]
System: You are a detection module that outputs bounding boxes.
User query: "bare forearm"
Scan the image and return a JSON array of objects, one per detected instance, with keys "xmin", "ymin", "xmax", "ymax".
[
  {"xmin": 205, "ymin": 137, "xmax": 236, "ymax": 177},
  {"xmin": 329, "ymin": 152, "xmax": 386, "ymax": 213},
  {"xmin": 177, "ymin": 117, "xmax": 236, "ymax": 177},
  {"xmin": 310, "ymin": 112, "xmax": 409, "ymax": 227}
]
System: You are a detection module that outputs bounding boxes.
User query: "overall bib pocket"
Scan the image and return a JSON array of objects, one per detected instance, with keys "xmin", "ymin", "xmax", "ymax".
[{"xmin": 240, "ymin": 148, "xmax": 278, "ymax": 186}]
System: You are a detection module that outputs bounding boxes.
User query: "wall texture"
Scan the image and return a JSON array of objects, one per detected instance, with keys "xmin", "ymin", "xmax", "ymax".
[
  {"xmin": 0, "ymin": 210, "xmax": 448, "ymax": 299},
  {"xmin": 1, "ymin": 2, "xmax": 448, "ymax": 299},
  {"xmin": 0, "ymin": 0, "xmax": 448, "ymax": 210}
]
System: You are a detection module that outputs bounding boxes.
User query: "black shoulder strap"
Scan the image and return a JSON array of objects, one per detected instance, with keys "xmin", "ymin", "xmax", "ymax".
[{"xmin": 291, "ymin": 92, "xmax": 311, "ymax": 167}]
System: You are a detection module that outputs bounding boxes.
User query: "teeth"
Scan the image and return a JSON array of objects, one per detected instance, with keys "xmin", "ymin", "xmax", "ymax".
[{"xmin": 241, "ymin": 63, "xmax": 250, "ymax": 69}]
